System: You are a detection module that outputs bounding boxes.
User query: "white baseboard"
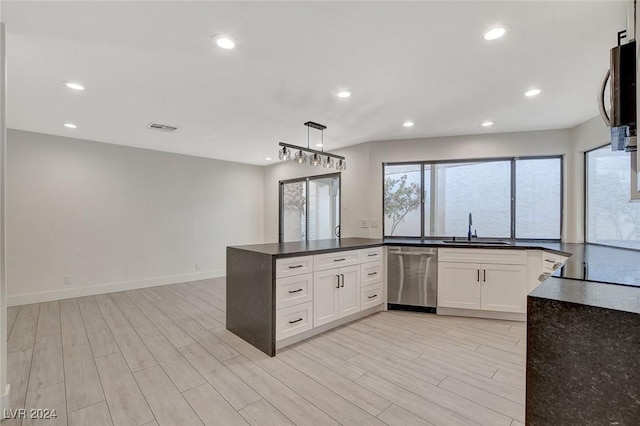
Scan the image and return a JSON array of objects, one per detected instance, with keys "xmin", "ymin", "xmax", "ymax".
[
  {"xmin": 7, "ymin": 269, "xmax": 225, "ymax": 306},
  {"xmin": 1, "ymin": 384, "xmax": 9, "ymax": 418}
]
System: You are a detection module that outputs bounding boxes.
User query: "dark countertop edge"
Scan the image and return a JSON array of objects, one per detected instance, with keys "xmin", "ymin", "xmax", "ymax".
[
  {"xmin": 529, "ymin": 277, "xmax": 640, "ymax": 315},
  {"xmin": 229, "ymin": 238, "xmax": 384, "ymax": 259},
  {"xmin": 383, "ymin": 240, "xmax": 572, "ymax": 257},
  {"xmin": 229, "ymin": 238, "xmax": 572, "ymax": 258}
]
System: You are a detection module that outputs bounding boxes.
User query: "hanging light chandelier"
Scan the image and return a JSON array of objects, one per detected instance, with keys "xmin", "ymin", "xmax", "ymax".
[{"xmin": 278, "ymin": 121, "xmax": 346, "ymax": 170}]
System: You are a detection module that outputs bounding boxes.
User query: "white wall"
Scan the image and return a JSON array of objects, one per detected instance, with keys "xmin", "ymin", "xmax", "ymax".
[
  {"xmin": 0, "ymin": 16, "xmax": 8, "ymax": 415},
  {"xmin": 568, "ymin": 116, "xmax": 611, "ymax": 243},
  {"xmin": 6, "ymin": 130, "xmax": 264, "ymax": 305}
]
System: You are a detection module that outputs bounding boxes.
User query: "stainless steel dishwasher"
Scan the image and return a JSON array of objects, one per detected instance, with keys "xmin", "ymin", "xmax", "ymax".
[{"xmin": 387, "ymin": 247, "xmax": 437, "ymax": 312}]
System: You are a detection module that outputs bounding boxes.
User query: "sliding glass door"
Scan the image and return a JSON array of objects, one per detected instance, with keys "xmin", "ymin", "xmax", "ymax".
[{"xmin": 280, "ymin": 174, "xmax": 340, "ymax": 242}]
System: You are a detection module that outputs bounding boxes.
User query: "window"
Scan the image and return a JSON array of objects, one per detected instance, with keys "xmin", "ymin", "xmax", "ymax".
[
  {"xmin": 586, "ymin": 146, "xmax": 640, "ymax": 249},
  {"xmin": 436, "ymin": 161, "xmax": 511, "ymax": 238},
  {"xmin": 280, "ymin": 174, "xmax": 340, "ymax": 242},
  {"xmin": 516, "ymin": 158, "xmax": 562, "ymax": 239},
  {"xmin": 383, "ymin": 164, "xmax": 421, "ymax": 237},
  {"xmin": 383, "ymin": 156, "xmax": 562, "ymax": 240}
]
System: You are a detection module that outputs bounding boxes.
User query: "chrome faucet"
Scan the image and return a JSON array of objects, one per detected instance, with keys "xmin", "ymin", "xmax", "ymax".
[{"xmin": 467, "ymin": 213, "xmax": 473, "ymax": 241}]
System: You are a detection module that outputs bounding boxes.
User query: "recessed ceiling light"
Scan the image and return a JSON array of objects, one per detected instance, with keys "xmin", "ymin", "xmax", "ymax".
[
  {"xmin": 265, "ymin": 157, "xmax": 272, "ymax": 161},
  {"xmin": 64, "ymin": 82, "xmax": 85, "ymax": 91},
  {"xmin": 525, "ymin": 88, "xmax": 541, "ymax": 97},
  {"xmin": 315, "ymin": 143, "xmax": 324, "ymax": 147},
  {"xmin": 336, "ymin": 90, "xmax": 351, "ymax": 98},
  {"xmin": 64, "ymin": 123, "xmax": 77, "ymax": 129},
  {"xmin": 481, "ymin": 121, "xmax": 494, "ymax": 127},
  {"xmin": 403, "ymin": 121, "xmax": 415, "ymax": 128},
  {"xmin": 212, "ymin": 35, "xmax": 236, "ymax": 50},
  {"xmin": 484, "ymin": 27, "xmax": 507, "ymax": 41}
]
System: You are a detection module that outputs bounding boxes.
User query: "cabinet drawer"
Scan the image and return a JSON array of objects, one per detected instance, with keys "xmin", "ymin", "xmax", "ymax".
[
  {"xmin": 276, "ymin": 256, "xmax": 314, "ymax": 278},
  {"xmin": 314, "ymin": 250, "xmax": 360, "ymax": 271},
  {"xmin": 276, "ymin": 302, "xmax": 313, "ymax": 341},
  {"xmin": 361, "ymin": 261, "xmax": 383, "ymax": 286},
  {"xmin": 276, "ymin": 273, "xmax": 313, "ymax": 309},
  {"xmin": 438, "ymin": 248, "xmax": 526, "ymax": 265},
  {"xmin": 361, "ymin": 283, "xmax": 383, "ymax": 311},
  {"xmin": 360, "ymin": 247, "xmax": 383, "ymax": 263}
]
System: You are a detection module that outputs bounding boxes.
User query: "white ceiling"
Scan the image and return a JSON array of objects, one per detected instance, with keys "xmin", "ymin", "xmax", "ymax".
[{"xmin": 3, "ymin": 1, "xmax": 628, "ymax": 165}]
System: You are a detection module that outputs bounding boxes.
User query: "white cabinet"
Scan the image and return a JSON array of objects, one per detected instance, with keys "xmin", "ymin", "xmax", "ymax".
[
  {"xmin": 361, "ymin": 283, "xmax": 383, "ymax": 310},
  {"xmin": 480, "ymin": 264, "xmax": 527, "ymax": 312},
  {"xmin": 276, "ymin": 302, "xmax": 313, "ymax": 341},
  {"xmin": 313, "ymin": 265, "xmax": 360, "ymax": 326},
  {"xmin": 437, "ymin": 249, "xmax": 527, "ymax": 314},
  {"xmin": 275, "ymin": 257, "xmax": 314, "ymax": 342},
  {"xmin": 360, "ymin": 247, "xmax": 383, "ymax": 263},
  {"xmin": 276, "ymin": 273, "xmax": 313, "ymax": 309},
  {"xmin": 438, "ymin": 262, "xmax": 481, "ymax": 310},
  {"xmin": 361, "ymin": 261, "xmax": 383, "ymax": 286},
  {"xmin": 276, "ymin": 256, "xmax": 314, "ymax": 278},
  {"xmin": 314, "ymin": 250, "xmax": 360, "ymax": 271}
]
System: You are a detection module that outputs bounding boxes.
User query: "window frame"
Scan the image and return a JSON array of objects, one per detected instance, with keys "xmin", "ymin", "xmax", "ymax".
[
  {"xmin": 279, "ymin": 172, "xmax": 342, "ymax": 242},
  {"xmin": 382, "ymin": 155, "xmax": 564, "ymax": 241}
]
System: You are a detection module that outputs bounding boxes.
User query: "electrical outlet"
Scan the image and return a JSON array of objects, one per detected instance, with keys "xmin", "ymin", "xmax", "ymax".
[
  {"xmin": 195, "ymin": 263, "xmax": 201, "ymax": 271},
  {"xmin": 361, "ymin": 219, "xmax": 369, "ymax": 228},
  {"xmin": 370, "ymin": 219, "xmax": 379, "ymax": 228},
  {"xmin": 64, "ymin": 275, "xmax": 71, "ymax": 286}
]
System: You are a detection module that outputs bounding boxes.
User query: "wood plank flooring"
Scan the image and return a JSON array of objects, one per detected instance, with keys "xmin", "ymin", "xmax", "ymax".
[{"xmin": 4, "ymin": 278, "xmax": 526, "ymax": 426}]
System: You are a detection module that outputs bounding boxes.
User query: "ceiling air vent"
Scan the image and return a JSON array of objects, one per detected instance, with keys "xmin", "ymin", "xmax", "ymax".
[{"xmin": 147, "ymin": 122, "xmax": 178, "ymax": 132}]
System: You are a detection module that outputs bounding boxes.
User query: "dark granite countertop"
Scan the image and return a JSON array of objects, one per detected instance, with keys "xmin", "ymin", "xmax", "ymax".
[
  {"xmin": 552, "ymin": 244, "xmax": 640, "ymax": 287},
  {"xmin": 230, "ymin": 238, "xmax": 640, "ymax": 289},
  {"xmin": 383, "ymin": 238, "xmax": 572, "ymax": 256},
  {"xmin": 229, "ymin": 238, "xmax": 384, "ymax": 258},
  {"xmin": 529, "ymin": 277, "xmax": 640, "ymax": 314}
]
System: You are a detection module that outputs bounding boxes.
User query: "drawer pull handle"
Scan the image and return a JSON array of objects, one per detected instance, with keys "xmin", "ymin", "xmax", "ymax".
[
  {"xmin": 544, "ymin": 259, "xmax": 555, "ymax": 263},
  {"xmin": 333, "ymin": 258, "xmax": 346, "ymax": 262},
  {"xmin": 288, "ymin": 288, "xmax": 303, "ymax": 294},
  {"xmin": 367, "ymin": 253, "xmax": 378, "ymax": 257},
  {"xmin": 368, "ymin": 294, "xmax": 378, "ymax": 299},
  {"xmin": 367, "ymin": 272, "xmax": 378, "ymax": 276},
  {"xmin": 288, "ymin": 264, "xmax": 304, "ymax": 269},
  {"xmin": 288, "ymin": 318, "xmax": 303, "ymax": 324}
]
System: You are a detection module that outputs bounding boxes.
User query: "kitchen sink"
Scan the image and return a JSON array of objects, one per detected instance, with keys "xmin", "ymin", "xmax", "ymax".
[{"xmin": 441, "ymin": 240, "xmax": 512, "ymax": 245}]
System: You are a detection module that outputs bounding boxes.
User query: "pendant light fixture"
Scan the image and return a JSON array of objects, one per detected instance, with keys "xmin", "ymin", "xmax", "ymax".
[
  {"xmin": 278, "ymin": 145, "xmax": 291, "ymax": 161},
  {"xmin": 278, "ymin": 121, "xmax": 346, "ymax": 170}
]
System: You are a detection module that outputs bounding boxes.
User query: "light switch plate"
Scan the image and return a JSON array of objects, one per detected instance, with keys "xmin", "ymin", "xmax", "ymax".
[
  {"xmin": 360, "ymin": 219, "xmax": 369, "ymax": 228},
  {"xmin": 370, "ymin": 219, "xmax": 379, "ymax": 228}
]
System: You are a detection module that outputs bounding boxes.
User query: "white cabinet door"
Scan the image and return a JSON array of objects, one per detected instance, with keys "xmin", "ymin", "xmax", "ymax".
[
  {"xmin": 338, "ymin": 265, "xmax": 360, "ymax": 318},
  {"xmin": 313, "ymin": 268, "xmax": 340, "ymax": 326},
  {"xmin": 480, "ymin": 264, "xmax": 527, "ymax": 313},
  {"xmin": 437, "ymin": 262, "xmax": 481, "ymax": 309}
]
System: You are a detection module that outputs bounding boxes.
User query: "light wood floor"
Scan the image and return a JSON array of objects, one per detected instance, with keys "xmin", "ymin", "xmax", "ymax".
[{"xmin": 5, "ymin": 278, "xmax": 526, "ymax": 426}]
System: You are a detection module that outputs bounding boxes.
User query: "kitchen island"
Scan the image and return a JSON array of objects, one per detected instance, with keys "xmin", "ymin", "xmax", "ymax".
[
  {"xmin": 226, "ymin": 238, "xmax": 385, "ymax": 356},
  {"xmin": 526, "ymin": 276, "xmax": 640, "ymax": 425}
]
